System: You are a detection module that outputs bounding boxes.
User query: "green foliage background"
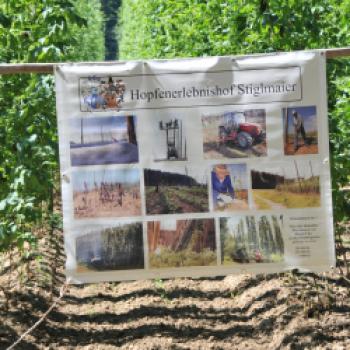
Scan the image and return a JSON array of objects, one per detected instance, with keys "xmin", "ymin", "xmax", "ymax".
[
  {"xmin": 0, "ymin": 0, "xmax": 104, "ymax": 252},
  {"xmin": 0, "ymin": 0, "xmax": 349, "ymax": 257},
  {"xmin": 119, "ymin": 0, "xmax": 350, "ymax": 223}
]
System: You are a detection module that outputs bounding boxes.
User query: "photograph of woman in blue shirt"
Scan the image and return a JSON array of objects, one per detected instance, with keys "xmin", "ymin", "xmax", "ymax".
[{"xmin": 211, "ymin": 165, "xmax": 235, "ymax": 207}]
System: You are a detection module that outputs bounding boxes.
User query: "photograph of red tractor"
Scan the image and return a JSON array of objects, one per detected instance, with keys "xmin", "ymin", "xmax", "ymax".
[
  {"xmin": 202, "ymin": 108, "xmax": 267, "ymax": 159},
  {"xmin": 218, "ymin": 112, "xmax": 265, "ymax": 149}
]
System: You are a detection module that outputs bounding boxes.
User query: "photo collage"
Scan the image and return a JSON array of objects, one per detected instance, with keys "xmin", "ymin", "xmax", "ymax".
[{"xmin": 69, "ymin": 76, "xmax": 321, "ymax": 273}]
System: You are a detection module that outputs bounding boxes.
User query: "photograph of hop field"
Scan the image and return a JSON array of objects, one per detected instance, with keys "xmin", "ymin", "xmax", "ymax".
[
  {"xmin": 148, "ymin": 219, "xmax": 217, "ymax": 268},
  {"xmin": 211, "ymin": 163, "xmax": 249, "ymax": 211},
  {"xmin": 70, "ymin": 115, "xmax": 138, "ymax": 166},
  {"xmin": 76, "ymin": 222, "xmax": 144, "ymax": 272},
  {"xmin": 283, "ymin": 106, "xmax": 318, "ymax": 155},
  {"xmin": 202, "ymin": 109, "xmax": 266, "ymax": 159},
  {"xmin": 220, "ymin": 215, "xmax": 284, "ymax": 265},
  {"xmin": 144, "ymin": 166, "xmax": 209, "ymax": 214},
  {"xmin": 251, "ymin": 160, "xmax": 320, "ymax": 209},
  {"xmin": 73, "ymin": 168, "xmax": 141, "ymax": 219}
]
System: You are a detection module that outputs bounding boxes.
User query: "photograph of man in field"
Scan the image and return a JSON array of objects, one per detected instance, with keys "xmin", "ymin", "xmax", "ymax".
[
  {"xmin": 80, "ymin": 76, "xmax": 126, "ymax": 111},
  {"xmin": 144, "ymin": 165, "xmax": 209, "ymax": 214},
  {"xmin": 70, "ymin": 116, "xmax": 138, "ymax": 166},
  {"xmin": 202, "ymin": 109, "xmax": 266, "ymax": 159},
  {"xmin": 148, "ymin": 219, "xmax": 216, "ymax": 268},
  {"xmin": 220, "ymin": 215, "xmax": 284, "ymax": 264},
  {"xmin": 283, "ymin": 106, "xmax": 318, "ymax": 155},
  {"xmin": 251, "ymin": 160, "xmax": 321, "ymax": 209},
  {"xmin": 72, "ymin": 168, "xmax": 141, "ymax": 219},
  {"xmin": 211, "ymin": 164, "xmax": 248, "ymax": 211},
  {"xmin": 75, "ymin": 222, "xmax": 144, "ymax": 272}
]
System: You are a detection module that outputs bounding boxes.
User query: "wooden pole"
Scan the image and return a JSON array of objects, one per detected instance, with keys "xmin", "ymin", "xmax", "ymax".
[
  {"xmin": 0, "ymin": 47, "xmax": 349, "ymax": 75},
  {"xmin": 294, "ymin": 160, "xmax": 303, "ymax": 192},
  {"xmin": 284, "ymin": 108, "xmax": 289, "ymax": 151},
  {"xmin": 0, "ymin": 63, "xmax": 55, "ymax": 74},
  {"xmin": 80, "ymin": 118, "xmax": 84, "ymax": 145},
  {"xmin": 324, "ymin": 47, "xmax": 350, "ymax": 59}
]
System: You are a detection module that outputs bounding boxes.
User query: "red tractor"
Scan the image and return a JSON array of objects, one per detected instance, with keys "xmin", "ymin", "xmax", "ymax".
[{"xmin": 218, "ymin": 112, "xmax": 265, "ymax": 149}]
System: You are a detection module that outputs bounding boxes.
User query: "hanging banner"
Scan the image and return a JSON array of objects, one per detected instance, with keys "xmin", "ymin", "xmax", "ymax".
[{"xmin": 55, "ymin": 51, "xmax": 335, "ymax": 284}]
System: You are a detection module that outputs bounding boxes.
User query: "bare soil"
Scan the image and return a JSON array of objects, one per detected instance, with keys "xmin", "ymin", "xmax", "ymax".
[
  {"xmin": 203, "ymin": 140, "xmax": 267, "ymax": 159},
  {"xmin": 74, "ymin": 189, "xmax": 141, "ymax": 218},
  {"xmin": 284, "ymin": 142, "xmax": 319, "ymax": 156},
  {"xmin": 1, "ymin": 231, "xmax": 349, "ymax": 350},
  {"xmin": 1, "ymin": 272, "xmax": 350, "ymax": 349},
  {"xmin": 145, "ymin": 186, "xmax": 208, "ymax": 215}
]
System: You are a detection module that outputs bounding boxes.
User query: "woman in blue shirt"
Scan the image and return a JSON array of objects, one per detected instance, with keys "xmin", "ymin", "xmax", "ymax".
[{"xmin": 211, "ymin": 165, "xmax": 234, "ymax": 208}]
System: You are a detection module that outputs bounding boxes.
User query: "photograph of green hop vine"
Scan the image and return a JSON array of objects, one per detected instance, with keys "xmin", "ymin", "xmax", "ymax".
[{"xmin": 220, "ymin": 215, "xmax": 284, "ymax": 265}]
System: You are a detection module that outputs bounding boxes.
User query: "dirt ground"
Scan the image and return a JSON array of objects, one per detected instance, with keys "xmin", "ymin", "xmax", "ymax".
[
  {"xmin": 74, "ymin": 189, "xmax": 141, "ymax": 218},
  {"xmin": 1, "ymin": 272, "xmax": 350, "ymax": 349},
  {"xmin": 1, "ymin": 231, "xmax": 350, "ymax": 349},
  {"xmin": 284, "ymin": 142, "xmax": 318, "ymax": 156},
  {"xmin": 145, "ymin": 186, "xmax": 208, "ymax": 215}
]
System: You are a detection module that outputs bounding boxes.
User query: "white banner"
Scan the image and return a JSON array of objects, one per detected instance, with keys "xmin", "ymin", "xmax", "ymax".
[{"xmin": 55, "ymin": 51, "xmax": 335, "ymax": 284}]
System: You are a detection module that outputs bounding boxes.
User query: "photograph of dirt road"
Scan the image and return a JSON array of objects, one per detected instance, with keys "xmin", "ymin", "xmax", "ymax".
[
  {"xmin": 283, "ymin": 106, "xmax": 318, "ymax": 155},
  {"xmin": 76, "ymin": 222, "xmax": 144, "ymax": 272},
  {"xmin": 202, "ymin": 109, "xmax": 266, "ymax": 159},
  {"xmin": 70, "ymin": 115, "xmax": 138, "ymax": 166},
  {"xmin": 251, "ymin": 160, "xmax": 321, "ymax": 209},
  {"xmin": 144, "ymin": 166, "xmax": 209, "ymax": 214},
  {"xmin": 211, "ymin": 164, "xmax": 248, "ymax": 211},
  {"xmin": 72, "ymin": 168, "xmax": 141, "ymax": 219},
  {"xmin": 220, "ymin": 215, "xmax": 284, "ymax": 264},
  {"xmin": 148, "ymin": 219, "xmax": 216, "ymax": 268}
]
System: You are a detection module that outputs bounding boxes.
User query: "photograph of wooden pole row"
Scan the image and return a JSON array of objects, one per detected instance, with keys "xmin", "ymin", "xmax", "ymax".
[
  {"xmin": 144, "ymin": 166, "xmax": 209, "ymax": 214},
  {"xmin": 251, "ymin": 160, "xmax": 321, "ymax": 209},
  {"xmin": 148, "ymin": 219, "xmax": 216, "ymax": 268},
  {"xmin": 220, "ymin": 215, "xmax": 284, "ymax": 264},
  {"xmin": 70, "ymin": 115, "xmax": 138, "ymax": 166},
  {"xmin": 72, "ymin": 168, "xmax": 141, "ymax": 218},
  {"xmin": 75, "ymin": 223, "xmax": 144, "ymax": 272}
]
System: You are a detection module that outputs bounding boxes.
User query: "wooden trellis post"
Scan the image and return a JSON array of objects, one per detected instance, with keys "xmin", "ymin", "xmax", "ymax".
[{"xmin": 0, "ymin": 47, "xmax": 349, "ymax": 75}]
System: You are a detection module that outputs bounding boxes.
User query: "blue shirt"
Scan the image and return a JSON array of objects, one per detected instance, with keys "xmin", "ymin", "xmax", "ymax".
[{"xmin": 211, "ymin": 171, "xmax": 234, "ymax": 197}]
